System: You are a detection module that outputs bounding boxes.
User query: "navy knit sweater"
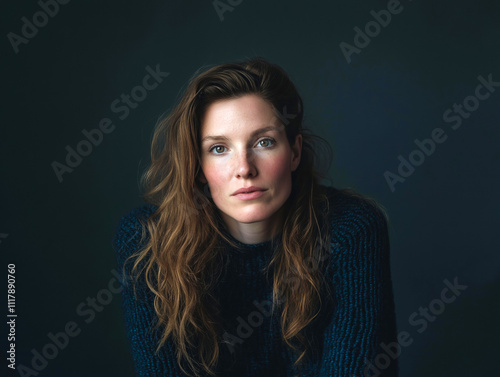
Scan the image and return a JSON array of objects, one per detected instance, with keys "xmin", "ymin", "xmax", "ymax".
[{"xmin": 112, "ymin": 186, "xmax": 398, "ymax": 377}]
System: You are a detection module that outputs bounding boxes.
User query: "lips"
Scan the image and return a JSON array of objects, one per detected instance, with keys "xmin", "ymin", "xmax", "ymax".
[{"xmin": 231, "ymin": 186, "xmax": 266, "ymax": 196}]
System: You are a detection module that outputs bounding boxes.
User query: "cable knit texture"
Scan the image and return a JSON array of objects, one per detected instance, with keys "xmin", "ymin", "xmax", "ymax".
[{"xmin": 112, "ymin": 186, "xmax": 398, "ymax": 377}]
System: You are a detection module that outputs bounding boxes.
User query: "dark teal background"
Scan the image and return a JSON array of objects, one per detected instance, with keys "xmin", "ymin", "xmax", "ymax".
[{"xmin": 1, "ymin": 0, "xmax": 499, "ymax": 376}]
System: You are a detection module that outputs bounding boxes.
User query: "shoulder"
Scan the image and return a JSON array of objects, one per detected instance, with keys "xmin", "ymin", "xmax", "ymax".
[
  {"xmin": 112, "ymin": 203, "xmax": 159, "ymax": 265},
  {"xmin": 317, "ymin": 186, "xmax": 392, "ymax": 280},
  {"xmin": 320, "ymin": 185, "xmax": 389, "ymax": 244}
]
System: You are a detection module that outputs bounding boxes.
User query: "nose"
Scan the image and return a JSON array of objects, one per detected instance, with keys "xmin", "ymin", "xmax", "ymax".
[{"xmin": 235, "ymin": 149, "xmax": 257, "ymax": 179}]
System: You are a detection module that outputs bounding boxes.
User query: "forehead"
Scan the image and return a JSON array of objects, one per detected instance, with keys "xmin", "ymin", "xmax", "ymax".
[{"xmin": 200, "ymin": 94, "xmax": 283, "ymax": 136}]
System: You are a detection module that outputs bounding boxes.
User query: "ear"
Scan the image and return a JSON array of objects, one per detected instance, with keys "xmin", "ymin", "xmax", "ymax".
[{"xmin": 291, "ymin": 134, "xmax": 302, "ymax": 172}]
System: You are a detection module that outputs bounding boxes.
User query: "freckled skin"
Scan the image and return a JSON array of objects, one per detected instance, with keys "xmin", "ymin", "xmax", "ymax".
[{"xmin": 199, "ymin": 94, "xmax": 302, "ymax": 243}]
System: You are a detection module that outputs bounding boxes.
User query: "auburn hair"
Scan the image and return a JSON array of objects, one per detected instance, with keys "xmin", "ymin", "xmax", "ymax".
[{"xmin": 125, "ymin": 57, "xmax": 374, "ymax": 376}]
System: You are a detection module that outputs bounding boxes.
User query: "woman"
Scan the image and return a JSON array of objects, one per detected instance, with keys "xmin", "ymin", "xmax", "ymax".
[{"xmin": 113, "ymin": 57, "xmax": 398, "ymax": 377}]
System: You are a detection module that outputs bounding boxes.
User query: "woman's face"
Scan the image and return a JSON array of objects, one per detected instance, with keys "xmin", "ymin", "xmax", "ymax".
[{"xmin": 199, "ymin": 94, "xmax": 302, "ymax": 234}]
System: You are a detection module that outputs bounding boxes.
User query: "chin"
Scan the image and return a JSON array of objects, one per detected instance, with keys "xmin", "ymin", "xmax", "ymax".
[{"xmin": 223, "ymin": 206, "xmax": 278, "ymax": 225}]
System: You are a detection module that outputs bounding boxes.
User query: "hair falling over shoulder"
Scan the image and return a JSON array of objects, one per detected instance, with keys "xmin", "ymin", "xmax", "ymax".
[{"xmin": 124, "ymin": 57, "xmax": 346, "ymax": 377}]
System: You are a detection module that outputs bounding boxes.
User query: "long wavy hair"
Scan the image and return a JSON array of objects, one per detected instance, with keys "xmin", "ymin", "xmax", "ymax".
[{"xmin": 125, "ymin": 57, "xmax": 383, "ymax": 376}]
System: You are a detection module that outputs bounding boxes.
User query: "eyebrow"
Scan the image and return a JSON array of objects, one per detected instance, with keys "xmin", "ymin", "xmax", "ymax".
[{"xmin": 201, "ymin": 125, "xmax": 283, "ymax": 143}]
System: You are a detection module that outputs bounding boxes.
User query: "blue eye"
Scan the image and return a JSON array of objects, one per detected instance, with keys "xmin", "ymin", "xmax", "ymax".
[
  {"xmin": 257, "ymin": 138, "xmax": 275, "ymax": 148},
  {"xmin": 209, "ymin": 145, "xmax": 226, "ymax": 154}
]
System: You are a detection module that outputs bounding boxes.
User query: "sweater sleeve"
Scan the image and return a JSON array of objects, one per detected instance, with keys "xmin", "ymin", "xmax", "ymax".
[
  {"xmin": 112, "ymin": 205, "xmax": 185, "ymax": 377},
  {"xmin": 318, "ymin": 194, "xmax": 399, "ymax": 377}
]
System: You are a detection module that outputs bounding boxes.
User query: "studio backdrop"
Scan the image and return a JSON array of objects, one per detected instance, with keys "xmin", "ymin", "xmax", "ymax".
[{"xmin": 1, "ymin": 0, "xmax": 499, "ymax": 376}]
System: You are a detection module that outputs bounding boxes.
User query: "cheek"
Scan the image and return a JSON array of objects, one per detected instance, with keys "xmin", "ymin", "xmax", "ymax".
[
  {"xmin": 201, "ymin": 161, "xmax": 228, "ymax": 193},
  {"xmin": 263, "ymin": 153, "xmax": 293, "ymax": 179}
]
